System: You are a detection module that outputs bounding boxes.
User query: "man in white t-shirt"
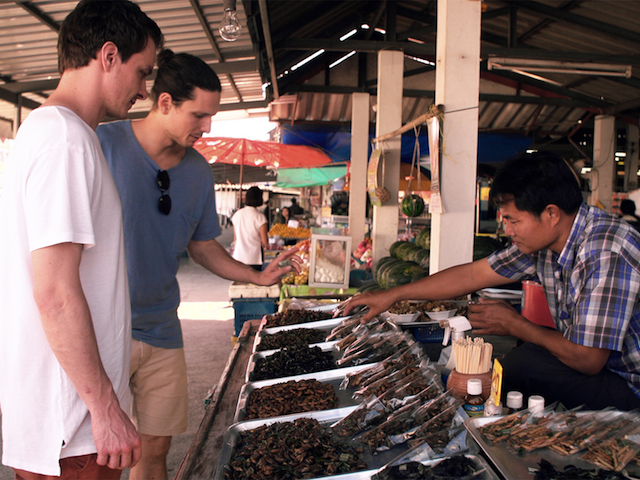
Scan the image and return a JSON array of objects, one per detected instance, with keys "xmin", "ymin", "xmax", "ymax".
[{"xmin": 0, "ymin": 1, "xmax": 163, "ymax": 478}]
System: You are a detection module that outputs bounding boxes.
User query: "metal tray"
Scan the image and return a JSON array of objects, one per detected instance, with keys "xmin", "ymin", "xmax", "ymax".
[
  {"xmin": 258, "ymin": 312, "xmax": 353, "ymax": 333},
  {"xmin": 253, "ymin": 317, "xmax": 345, "ymax": 353},
  {"xmin": 214, "ymin": 407, "xmax": 361, "ymax": 480},
  {"xmin": 234, "ymin": 364, "xmax": 372, "ymax": 423},
  {"xmin": 246, "ymin": 341, "xmax": 340, "ymax": 382},
  {"xmin": 465, "ymin": 415, "xmax": 640, "ymax": 480}
]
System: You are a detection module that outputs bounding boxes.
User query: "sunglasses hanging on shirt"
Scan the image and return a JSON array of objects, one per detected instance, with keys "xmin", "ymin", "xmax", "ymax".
[{"xmin": 157, "ymin": 169, "xmax": 171, "ymax": 215}]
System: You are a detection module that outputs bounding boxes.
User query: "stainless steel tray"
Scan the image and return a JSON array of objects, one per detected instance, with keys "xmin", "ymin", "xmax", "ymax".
[
  {"xmin": 234, "ymin": 364, "xmax": 372, "ymax": 423},
  {"xmin": 465, "ymin": 415, "xmax": 640, "ymax": 480},
  {"xmin": 253, "ymin": 317, "xmax": 345, "ymax": 353},
  {"xmin": 245, "ymin": 341, "xmax": 340, "ymax": 382},
  {"xmin": 258, "ymin": 313, "xmax": 353, "ymax": 333},
  {"xmin": 214, "ymin": 407, "xmax": 360, "ymax": 480}
]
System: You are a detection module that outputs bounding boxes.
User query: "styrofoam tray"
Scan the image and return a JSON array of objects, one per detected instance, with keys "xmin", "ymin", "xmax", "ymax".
[{"xmin": 234, "ymin": 364, "xmax": 372, "ymax": 423}]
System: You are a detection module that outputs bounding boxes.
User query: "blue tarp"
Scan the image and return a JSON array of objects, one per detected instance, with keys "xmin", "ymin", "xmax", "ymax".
[{"xmin": 281, "ymin": 124, "xmax": 533, "ymax": 166}]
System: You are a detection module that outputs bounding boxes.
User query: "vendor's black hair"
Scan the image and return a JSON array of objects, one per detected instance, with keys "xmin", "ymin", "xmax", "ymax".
[
  {"xmin": 245, "ymin": 187, "xmax": 263, "ymax": 207},
  {"xmin": 151, "ymin": 49, "xmax": 221, "ymax": 106},
  {"xmin": 489, "ymin": 151, "xmax": 583, "ymax": 217},
  {"xmin": 621, "ymin": 199, "xmax": 637, "ymax": 216}
]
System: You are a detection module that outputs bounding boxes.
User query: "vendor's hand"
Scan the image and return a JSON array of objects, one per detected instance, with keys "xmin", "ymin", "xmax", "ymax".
[
  {"xmin": 343, "ymin": 290, "xmax": 395, "ymax": 323},
  {"xmin": 467, "ymin": 298, "xmax": 524, "ymax": 336},
  {"xmin": 256, "ymin": 247, "xmax": 302, "ymax": 286}
]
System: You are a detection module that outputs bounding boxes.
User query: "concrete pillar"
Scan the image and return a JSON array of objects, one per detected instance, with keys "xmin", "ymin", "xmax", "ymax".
[
  {"xmin": 591, "ymin": 115, "xmax": 616, "ymax": 211},
  {"xmin": 625, "ymin": 124, "xmax": 639, "ymax": 191},
  {"xmin": 348, "ymin": 92, "xmax": 370, "ymax": 247},
  {"xmin": 430, "ymin": 0, "xmax": 482, "ymax": 273},
  {"xmin": 371, "ymin": 50, "xmax": 403, "ymax": 263}
]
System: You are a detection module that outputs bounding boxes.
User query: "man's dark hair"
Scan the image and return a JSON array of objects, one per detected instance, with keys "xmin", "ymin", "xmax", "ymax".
[
  {"xmin": 58, "ymin": 0, "xmax": 163, "ymax": 74},
  {"xmin": 151, "ymin": 50, "xmax": 221, "ymax": 106},
  {"xmin": 489, "ymin": 151, "xmax": 583, "ymax": 217},
  {"xmin": 621, "ymin": 199, "xmax": 637, "ymax": 216},
  {"xmin": 245, "ymin": 187, "xmax": 263, "ymax": 207}
]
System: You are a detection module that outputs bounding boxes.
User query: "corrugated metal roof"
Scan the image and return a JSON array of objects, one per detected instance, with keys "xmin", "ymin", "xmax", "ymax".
[{"xmin": 2, "ymin": 0, "xmax": 640, "ymax": 154}]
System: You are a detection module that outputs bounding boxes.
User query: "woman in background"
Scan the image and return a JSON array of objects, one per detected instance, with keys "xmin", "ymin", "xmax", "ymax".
[{"xmin": 232, "ymin": 186, "xmax": 268, "ymax": 270}]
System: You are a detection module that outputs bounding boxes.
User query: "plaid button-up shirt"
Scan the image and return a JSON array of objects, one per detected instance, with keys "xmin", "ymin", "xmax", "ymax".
[{"xmin": 488, "ymin": 203, "xmax": 640, "ymax": 397}]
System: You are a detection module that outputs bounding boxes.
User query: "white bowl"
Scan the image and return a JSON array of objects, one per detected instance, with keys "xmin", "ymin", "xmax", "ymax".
[
  {"xmin": 425, "ymin": 309, "xmax": 457, "ymax": 320},
  {"xmin": 387, "ymin": 312, "xmax": 420, "ymax": 323}
]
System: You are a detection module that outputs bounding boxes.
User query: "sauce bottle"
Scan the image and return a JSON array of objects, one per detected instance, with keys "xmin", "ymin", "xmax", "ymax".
[
  {"xmin": 528, "ymin": 395, "xmax": 545, "ymax": 414},
  {"xmin": 464, "ymin": 378, "xmax": 485, "ymax": 417}
]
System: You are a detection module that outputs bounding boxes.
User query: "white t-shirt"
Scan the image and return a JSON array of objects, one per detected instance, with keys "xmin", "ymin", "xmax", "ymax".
[
  {"xmin": 232, "ymin": 206, "xmax": 267, "ymax": 265},
  {"xmin": 0, "ymin": 107, "xmax": 131, "ymax": 475}
]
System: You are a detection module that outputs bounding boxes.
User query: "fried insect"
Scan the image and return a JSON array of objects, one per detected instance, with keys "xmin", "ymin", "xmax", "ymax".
[{"xmin": 245, "ymin": 379, "xmax": 337, "ymax": 419}]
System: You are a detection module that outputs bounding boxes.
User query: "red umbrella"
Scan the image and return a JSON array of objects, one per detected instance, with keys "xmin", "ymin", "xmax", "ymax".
[{"xmin": 193, "ymin": 137, "xmax": 333, "ymax": 169}]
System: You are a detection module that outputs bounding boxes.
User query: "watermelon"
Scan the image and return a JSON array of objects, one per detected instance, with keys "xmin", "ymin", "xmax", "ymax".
[
  {"xmin": 390, "ymin": 240, "xmax": 412, "ymax": 259},
  {"xmin": 395, "ymin": 242, "xmax": 418, "ymax": 261},
  {"xmin": 473, "ymin": 235, "xmax": 504, "ymax": 261},
  {"xmin": 383, "ymin": 262, "xmax": 425, "ymax": 289},
  {"xmin": 375, "ymin": 258, "xmax": 403, "ymax": 286},
  {"xmin": 373, "ymin": 256, "xmax": 398, "ymax": 284},
  {"xmin": 403, "ymin": 245, "xmax": 423, "ymax": 263},
  {"xmin": 357, "ymin": 280, "xmax": 383, "ymax": 293},
  {"xmin": 414, "ymin": 249, "xmax": 430, "ymax": 270},
  {"xmin": 416, "ymin": 228, "xmax": 431, "ymax": 250},
  {"xmin": 401, "ymin": 194, "xmax": 425, "ymax": 217}
]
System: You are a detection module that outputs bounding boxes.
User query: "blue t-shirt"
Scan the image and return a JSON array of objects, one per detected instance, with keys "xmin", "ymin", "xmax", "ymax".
[{"xmin": 97, "ymin": 120, "xmax": 221, "ymax": 348}]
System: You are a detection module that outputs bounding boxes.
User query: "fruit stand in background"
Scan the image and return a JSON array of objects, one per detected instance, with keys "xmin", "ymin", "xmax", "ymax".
[
  {"xmin": 268, "ymin": 223, "xmax": 311, "ymax": 240},
  {"xmin": 280, "ymin": 239, "xmax": 310, "ymax": 285}
]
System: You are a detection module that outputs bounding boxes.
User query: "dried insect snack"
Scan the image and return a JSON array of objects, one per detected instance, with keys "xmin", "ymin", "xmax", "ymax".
[
  {"xmin": 326, "ymin": 314, "xmax": 371, "ymax": 342},
  {"xmin": 251, "ymin": 344, "xmax": 336, "ymax": 381},
  {"xmin": 372, "ymin": 454, "xmax": 478, "ymax": 480},
  {"xmin": 533, "ymin": 458, "xmax": 630, "ymax": 480},
  {"xmin": 332, "ymin": 395, "xmax": 388, "ymax": 438},
  {"xmin": 379, "ymin": 382, "xmax": 443, "ymax": 412},
  {"xmin": 581, "ymin": 419, "xmax": 640, "ymax": 472},
  {"xmin": 264, "ymin": 308, "xmax": 334, "ymax": 328},
  {"xmin": 338, "ymin": 330, "xmax": 413, "ymax": 367},
  {"xmin": 244, "ymin": 379, "xmax": 338, "ymax": 419},
  {"xmin": 410, "ymin": 402, "xmax": 466, "ymax": 454},
  {"xmin": 222, "ymin": 417, "xmax": 369, "ymax": 480},
  {"xmin": 256, "ymin": 327, "xmax": 327, "ymax": 351},
  {"xmin": 477, "ymin": 409, "xmax": 529, "ymax": 444},
  {"xmin": 355, "ymin": 362, "xmax": 439, "ymax": 400},
  {"xmin": 546, "ymin": 409, "xmax": 618, "ymax": 456}
]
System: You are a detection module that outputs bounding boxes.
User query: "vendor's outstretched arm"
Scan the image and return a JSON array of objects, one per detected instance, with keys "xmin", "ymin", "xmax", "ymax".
[
  {"xmin": 468, "ymin": 299, "xmax": 610, "ymax": 375},
  {"xmin": 187, "ymin": 238, "xmax": 301, "ymax": 286},
  {"xmin": 345, "ymin": 258, "xmax": 511, "ymax": 322}
]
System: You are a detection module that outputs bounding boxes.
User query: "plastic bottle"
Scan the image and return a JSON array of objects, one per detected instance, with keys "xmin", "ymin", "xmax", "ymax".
[
  {"xmin": 527, "ymin": 395, "xmax": 545, "ymax": 414},
  {"xmin": 483, "ymin": 399, "xmax": 503, "ymax": 416},
  {"xmin": 464, "ymin": 378, "xmax": 485, "ymax": 417},
  {"xmin": 506, "ymin": 391, "xmax": 524, "ymax": 414}
]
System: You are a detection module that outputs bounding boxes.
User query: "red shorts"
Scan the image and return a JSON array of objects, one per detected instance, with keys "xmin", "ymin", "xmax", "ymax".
[{"xmin": 13, "ymin": 454, "xmax": 122, "ymax": 480}]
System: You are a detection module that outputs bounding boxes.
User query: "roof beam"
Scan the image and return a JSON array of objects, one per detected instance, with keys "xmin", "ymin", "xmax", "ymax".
[
  {"xmin": 15, "ymin": 1, "xmax": 59, "ymax": 32},
  {"xmin": 507, "ymin": 0, "xmax": 640, "ymax": 45},
  {"xmin": 0, "ymin": 86, "xmax": 41, "ymax": 110},
  {"xmin": 277, "ymin": 38, "xmax": 435, "ymax": 56}
]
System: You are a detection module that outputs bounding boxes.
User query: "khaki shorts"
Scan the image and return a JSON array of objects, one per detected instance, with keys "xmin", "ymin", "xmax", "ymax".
[{"xmin": 129, "ymin": 339, "xmax": 188, "ymax": 437}]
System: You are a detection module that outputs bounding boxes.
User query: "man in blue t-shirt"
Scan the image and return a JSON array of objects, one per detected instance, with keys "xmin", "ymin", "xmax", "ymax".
[{"xmin": 97, "ymin": 50, "xmax": 300, "ymax": 480}]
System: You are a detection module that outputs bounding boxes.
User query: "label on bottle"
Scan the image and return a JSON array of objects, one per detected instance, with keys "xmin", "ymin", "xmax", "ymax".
[{"xmin": 464, "ymin": 403, "xmax": 485, "ymax": 417}]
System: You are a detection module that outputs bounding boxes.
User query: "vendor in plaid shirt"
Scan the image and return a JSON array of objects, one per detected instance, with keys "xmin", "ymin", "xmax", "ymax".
[{"xmin": 347, "ymin": 151, "xmax": 640, "ymax": 410}]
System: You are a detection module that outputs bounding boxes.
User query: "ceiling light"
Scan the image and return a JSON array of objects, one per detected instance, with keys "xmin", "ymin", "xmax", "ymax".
[
  {"xmin": 219, "ymin": 0, "xmax": 242, "ymax": 42},
  {"xmin": 488, "ymin": 58, "xmax": 632, "ymax": 78},
  {"xmin": 329, "ymin": 51, "xmax": 356, "ymax": 69},
  {"xmin": 340, "ymin": 29, "xmax": 357, "ymax": 41}
]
